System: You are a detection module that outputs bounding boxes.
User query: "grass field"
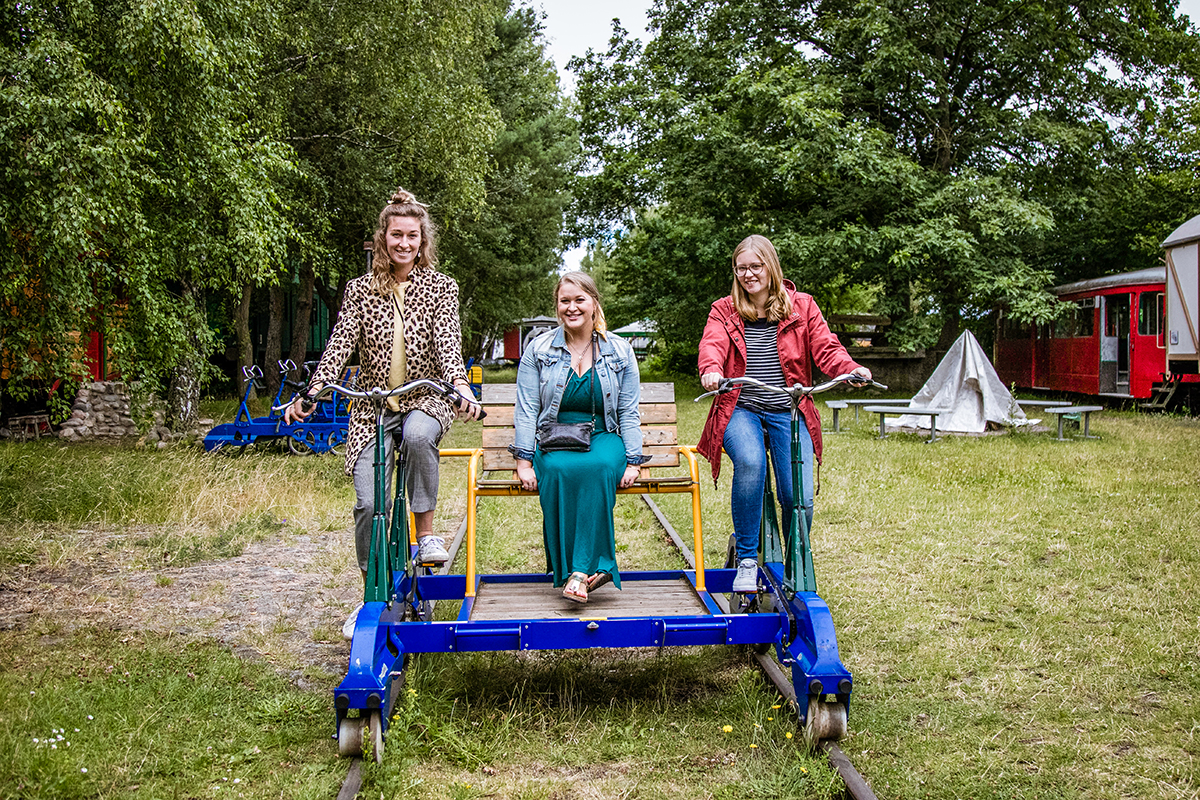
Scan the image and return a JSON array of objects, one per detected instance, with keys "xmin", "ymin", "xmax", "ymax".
[{"xmin": 1, "ymin": 376, "xmax": 1198, "ymax": 799}]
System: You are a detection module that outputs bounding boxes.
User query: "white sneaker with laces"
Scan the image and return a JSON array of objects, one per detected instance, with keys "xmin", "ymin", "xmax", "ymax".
[
  {"xmin": 342, "ymin": 603, "xmax": 364, "ymax": 641},
  {"xmin": 416, "ymin": 535, "xmax": 449, "ymax": 565},
  {"xmin": 732, "ymin": 558, "xmax": 758, "ymax": 593}
]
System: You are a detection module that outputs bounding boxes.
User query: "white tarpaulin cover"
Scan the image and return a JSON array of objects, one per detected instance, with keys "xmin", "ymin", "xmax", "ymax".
[{"xmin": 892, "ymin": 331, "xmax": 1033, "ymax": 432}]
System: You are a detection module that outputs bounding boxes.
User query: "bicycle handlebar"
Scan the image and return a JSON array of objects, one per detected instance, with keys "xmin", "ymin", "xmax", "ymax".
[
  {"xmin": 693, "ymin": 373, "xmax": 888, "ymax": 402},
  {"xmin": 275, "ymin": 378, "xmax": 486, "ymax": 419}
]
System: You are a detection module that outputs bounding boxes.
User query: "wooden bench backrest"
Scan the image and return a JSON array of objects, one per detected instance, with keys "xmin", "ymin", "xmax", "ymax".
[{"xmin": 479, "ymin": 382, "xmax": 679, "ymax": 471}]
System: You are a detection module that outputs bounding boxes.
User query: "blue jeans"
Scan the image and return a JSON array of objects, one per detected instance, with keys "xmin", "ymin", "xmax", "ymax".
[{"xmin": 723, "ymin": 405, "xmax": 814, "ymax": 561}]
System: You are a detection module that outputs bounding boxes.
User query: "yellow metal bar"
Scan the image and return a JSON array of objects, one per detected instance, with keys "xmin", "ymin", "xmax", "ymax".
[
  {"xmin": 464, "ymin": 449, "xmax": 481, "ymax": 597},
  {"xmin": 679, "ymin": 446, "xmax": 706, "ymax": 591},
  {"xmin": 436, "ymin": 448, "xmax": 481, "ymax": 597}
]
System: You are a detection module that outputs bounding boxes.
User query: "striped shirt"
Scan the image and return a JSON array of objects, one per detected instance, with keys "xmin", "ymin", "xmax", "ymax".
[{"xmin": 737, "ymin": 318, "xmax": 789, "ymax": 412}]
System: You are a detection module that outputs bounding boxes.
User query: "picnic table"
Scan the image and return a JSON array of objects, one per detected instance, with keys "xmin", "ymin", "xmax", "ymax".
[
  {"xmin": 863, "ymin": 405, "xmax": 948, "ymax": 444},
  {"xmin": 1046, "ymin": 405, "xmax": 1104, "ymax": 441},
  {"xmin": 843, "ymin": 397, "xmax": 911, "ymax": 423}
]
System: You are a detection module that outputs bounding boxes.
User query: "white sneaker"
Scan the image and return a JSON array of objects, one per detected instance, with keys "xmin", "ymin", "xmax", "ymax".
[
  {"xmin": 416, "ymin": 535, "xmax": 449, "ymax": 565},
  {"xmin": 732, "ymin": 559, "xmax": 758, "ymax": 593},
  {"xmin": 342, "ymin": 603, "xmax": 363, "ymax": 641}
]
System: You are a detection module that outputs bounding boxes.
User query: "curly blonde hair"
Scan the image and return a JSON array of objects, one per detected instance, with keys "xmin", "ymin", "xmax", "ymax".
[{"xmin": 370, "ymin": 187, "xmax": 438, "ymax": 294}]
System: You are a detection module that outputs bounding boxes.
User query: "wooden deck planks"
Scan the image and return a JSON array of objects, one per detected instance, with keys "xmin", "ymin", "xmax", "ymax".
[{"xmin": 470, "ymin": 577, "xmax": 709, "ymax": 621}]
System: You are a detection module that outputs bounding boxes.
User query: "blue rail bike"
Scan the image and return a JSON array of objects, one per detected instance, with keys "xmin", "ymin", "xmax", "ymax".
[
  {"xmin": 203, "ymin": 361, "xmax": 350, "ymax": 455},
  {"xmin": 697, "ymin": 372, "xmax": 886, "ymax": 739},
  {"xmin": 301, "ymin": 371, "xmax": 877, "ymax": 760}
]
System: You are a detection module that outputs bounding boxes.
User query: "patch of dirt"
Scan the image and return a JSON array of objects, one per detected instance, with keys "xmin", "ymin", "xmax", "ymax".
[{"xmin": 0, "ymin": 529, "xmax": 361, "ymax": 689}]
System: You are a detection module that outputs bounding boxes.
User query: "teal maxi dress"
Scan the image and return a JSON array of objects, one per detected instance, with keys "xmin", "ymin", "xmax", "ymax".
[{"xmin": 533, "ymin": 366, "xmax": 624, "ymax": 589}]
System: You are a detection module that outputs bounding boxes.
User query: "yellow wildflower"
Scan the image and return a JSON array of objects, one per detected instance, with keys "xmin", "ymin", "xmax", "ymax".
[{"xmin": 722, "ymin": 725, "xmax": 733, "ymax": 733}]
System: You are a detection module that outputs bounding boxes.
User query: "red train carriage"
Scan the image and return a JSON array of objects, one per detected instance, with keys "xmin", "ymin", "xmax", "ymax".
[{"xmin": 995, "ymin": 212, "xmax": 1200, "ymax": 405}]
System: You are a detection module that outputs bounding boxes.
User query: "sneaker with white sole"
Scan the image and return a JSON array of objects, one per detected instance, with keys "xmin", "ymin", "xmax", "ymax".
[
  {"xmin": 342, "ymin": 603, "xmax": 364, "ymax": 641},
  {"xmin": 415, "ymin": 535, "xmax": 449, "ymax": 565},
  {"xmin": 732, "ymin": 558, "xmax": 758, "ymax": 593}
]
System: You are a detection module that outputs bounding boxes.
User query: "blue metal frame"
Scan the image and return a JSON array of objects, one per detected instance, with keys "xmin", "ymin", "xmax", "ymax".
[{"xmin": 335, "ymin": 567, "xmax": 852, "ymax": 743}]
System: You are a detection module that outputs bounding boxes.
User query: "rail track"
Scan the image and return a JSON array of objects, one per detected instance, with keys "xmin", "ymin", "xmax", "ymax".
[{"xmin": 335, "ymin": 493, "xmax": 877, "ymax": 800}]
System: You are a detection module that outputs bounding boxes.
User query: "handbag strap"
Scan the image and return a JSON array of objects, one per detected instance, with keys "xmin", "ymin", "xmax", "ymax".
[{"xmin": 588, "ymin": 332, "xmax": 597, "ymax": 421}]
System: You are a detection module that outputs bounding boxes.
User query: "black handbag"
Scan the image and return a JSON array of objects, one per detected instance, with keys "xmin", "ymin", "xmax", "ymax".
[{"xmin": 536, "ymin": 334, "xmax": 597, "ymax": 453}]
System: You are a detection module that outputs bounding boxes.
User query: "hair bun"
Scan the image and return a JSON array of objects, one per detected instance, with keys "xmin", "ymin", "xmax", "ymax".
[{"xmin": 390, "ymin": 187, "xmax": 417, "ymax": 205}]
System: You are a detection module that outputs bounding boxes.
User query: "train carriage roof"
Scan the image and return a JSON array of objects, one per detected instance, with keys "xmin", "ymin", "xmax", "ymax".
[
  {"xmin": 1051, "ymin": 266, "xmax": 1165, "ymax": 297},
  {"xmin": 1162, "ymin": 212, "xmax": 1200, "ymax": 249}
]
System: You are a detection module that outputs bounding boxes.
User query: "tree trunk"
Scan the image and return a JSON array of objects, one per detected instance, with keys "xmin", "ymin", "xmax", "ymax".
[
  {"xmin": 166, "ymin": 280, "xmax": 205, "ymax": 432},
  {"xmin": 288, "ymin": 261, "xmax": 315, "ymax": 377},
  {"xmin": 263, "ymin": 284, "xmax": 285, "ymax": 400},
  {"xmin": 315, "ymin": 274, "xmax": 344, "ymax": 329},
  {"xmin": 234, "ymin": 282, "xmax": 256, "ymax": 400}
]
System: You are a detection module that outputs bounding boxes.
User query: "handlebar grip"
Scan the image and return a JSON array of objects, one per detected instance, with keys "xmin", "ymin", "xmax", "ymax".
[
  {"xmin": 451, "ymin": 390, "xmax": 486, "ymax": 419},
  {"xmin": 299, "ymin": 395, "xmax": 315, "ymax": 414}
]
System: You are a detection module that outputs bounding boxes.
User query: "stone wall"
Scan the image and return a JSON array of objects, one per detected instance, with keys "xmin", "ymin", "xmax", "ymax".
[{"xmin": 57, "ymin": 381, "xmax": 173, "ymax": 446}]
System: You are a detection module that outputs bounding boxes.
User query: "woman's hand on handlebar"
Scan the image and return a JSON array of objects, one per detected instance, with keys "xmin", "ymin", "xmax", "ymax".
[
  {"xmin": 283, "ymin": 384, "xmax": 322, "ymax": 424},
  {"xmin": 848, "ymin": 366, "xmax": 873, "ymax": 385},
  {"xmin": 452, "ymin": 382, "xmax": 484, "ymax": 421},
  {"xmin": 701, "ymin": 371, "xmax": 724, "ymax": 392},
  {"xmin": 515, "ymin": 460, "xmax": 537, "ymax": 492}
]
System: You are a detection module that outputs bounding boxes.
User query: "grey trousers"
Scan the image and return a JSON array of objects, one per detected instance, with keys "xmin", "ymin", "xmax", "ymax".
[{"xmin": 351, "ymin": 409, "xmax": 443, "ymax": 572}]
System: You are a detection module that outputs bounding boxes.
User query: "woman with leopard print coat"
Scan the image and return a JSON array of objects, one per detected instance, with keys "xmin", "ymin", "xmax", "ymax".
[{"xmin": 286, "ymin": 188, "xmax": 480, "ymax": 625}]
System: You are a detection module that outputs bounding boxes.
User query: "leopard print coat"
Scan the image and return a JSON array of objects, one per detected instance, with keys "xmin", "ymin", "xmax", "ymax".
[{"xmin": 309, "ymin": 267, "xmax": 469, "ymax": 475}]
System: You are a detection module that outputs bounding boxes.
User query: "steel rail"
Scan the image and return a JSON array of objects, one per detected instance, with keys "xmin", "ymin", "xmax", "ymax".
[{"xmin": 642, "ymin": 495, "xmax": 879, "ymax": 800}]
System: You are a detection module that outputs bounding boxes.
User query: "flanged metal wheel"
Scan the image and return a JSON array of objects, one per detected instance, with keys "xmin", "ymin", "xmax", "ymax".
[
  {"xmin": 287, "ymin": 430, "xmax": 318, "ymax": 456},
  {"xmin": 806, "ymin": 697, "xmax": 847, "ymax": 741},
  {"xmin": 337, "ymin": 714, "xmax": 363, "ymax": 757},
  {"xmin": 338, "ymin": 710, "xmax": 385, "ymax": 762}
]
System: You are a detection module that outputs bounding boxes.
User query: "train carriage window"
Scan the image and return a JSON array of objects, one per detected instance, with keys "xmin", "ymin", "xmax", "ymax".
[
  {"xmin": 1074, "ymin": 300, "xmax": 1093, "ymax": 337},
  {"xmin": 1000, "ymin": 315, "xmax": 1032, "ymax": 340},
  {"xmin": 1054, "ymin": 306, "xmax": 1076, "ymax": 338},
  {"xmin": 1138, "ymin": 292, "xmax": 1163, "ymax": 341}
]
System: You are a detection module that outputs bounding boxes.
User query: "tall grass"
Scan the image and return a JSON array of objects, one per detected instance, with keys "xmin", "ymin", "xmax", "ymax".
[{"xmin": 3, "ymin": 376, "xmax": 1199, "ymax": 798}]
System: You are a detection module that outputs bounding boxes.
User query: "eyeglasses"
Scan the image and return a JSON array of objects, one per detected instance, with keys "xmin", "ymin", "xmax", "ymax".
[{"xmin": 734, "ymin": 263, "xmax": 765, "ymax": 276}]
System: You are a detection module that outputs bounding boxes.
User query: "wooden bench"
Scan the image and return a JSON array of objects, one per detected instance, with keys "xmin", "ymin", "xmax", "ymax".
[
  {"xmin": 825, "ymin": 400, "xmax": 848, "ymax": 433},
  {"xmin": 1013, "ymin": 399, "xmax": 1064, "ymax": 411},
  {"xmin": 864, "ymin": 405, "xmax": 948, "ymax": 444},
  {"xmin": 461, "ymin": 382, "xmax": 706, "ymax": 593},
  {"xmin": 8, "ymin": 414, "xmax": 50, "ymax": 442},
  {"xmin": 844, "ymin": 397, "xmax": 911, "ymax": 423},
  {"xmin": 1045, "ymin": 405, "xmax": 1104, "ymax": 441}
]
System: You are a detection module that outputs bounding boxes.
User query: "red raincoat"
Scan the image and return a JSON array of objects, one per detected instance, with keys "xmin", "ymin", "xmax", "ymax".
[{"xmin": 697, "ymin": 281, "xmax": 863, "ymax": 482}]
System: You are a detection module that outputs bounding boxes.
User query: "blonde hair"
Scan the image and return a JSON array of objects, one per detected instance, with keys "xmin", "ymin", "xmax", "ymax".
[
  {"xmin": 556, "ymin": 271, "xmax": 608, "ymax": 338},
  {"xmin": 731, "ymin": 234, "xmax": 793, "ymax": 322},
  {"xmin": 370, "ymin": 187, "xmax": 438, "ymax": 294}
]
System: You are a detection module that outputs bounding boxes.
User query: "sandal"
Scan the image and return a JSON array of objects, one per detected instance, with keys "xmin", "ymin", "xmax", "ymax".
[
  {"xmin": 587, "ymin": 572, "xmax": 612, "ymax": 592},
  {"xmin": 563, "ymin": 572, "xmax": 589, "ymax": 604}
]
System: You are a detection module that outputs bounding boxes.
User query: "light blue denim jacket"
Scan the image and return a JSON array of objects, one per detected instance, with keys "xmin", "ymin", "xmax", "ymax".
[{"xmin": 510, "ymin": 327, "xmax": 651, "ymax": 466}]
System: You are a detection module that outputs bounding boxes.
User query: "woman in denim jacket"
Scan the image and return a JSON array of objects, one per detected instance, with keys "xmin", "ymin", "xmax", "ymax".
[{"xmin": 510, "ymin": 272, "xmax": 649, "ymax": 604}]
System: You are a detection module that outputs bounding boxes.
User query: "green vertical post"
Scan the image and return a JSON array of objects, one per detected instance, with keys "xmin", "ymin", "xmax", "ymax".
[
  {"xmin": 789, "ymin": 404, "xmax": 817, "ymax": 593},
  {"xmin": 364, "ymin": 410, "xmax": 391, "ymax": 603}
]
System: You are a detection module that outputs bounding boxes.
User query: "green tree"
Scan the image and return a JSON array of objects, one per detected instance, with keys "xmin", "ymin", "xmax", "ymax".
[
  {"xmin": 1, "ymin": 0, "xmax": 293, "ymax": 426},
  {"xmin": 259, "ymin": 0, "xmax": 505, "ymax": 394},
  {"xmin": 439, "ymin": 3, "xmax": 579, "ymax": 361},
  {"xmin": 572, "ymin": 1, "xmax": 1200, "ymax": 363}
]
